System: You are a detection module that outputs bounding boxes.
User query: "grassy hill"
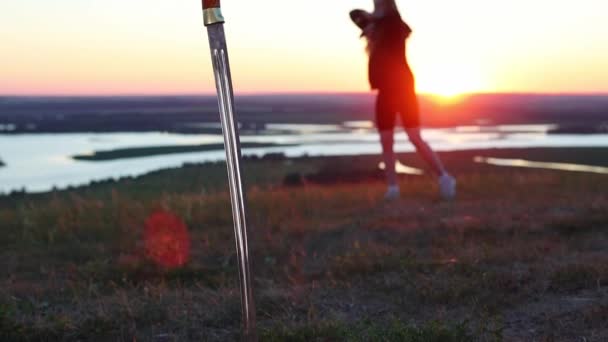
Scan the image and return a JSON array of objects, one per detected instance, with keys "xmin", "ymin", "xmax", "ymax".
[{"xmin": 1, "ymin": 148, "xmax": 607, "ymax": 340}]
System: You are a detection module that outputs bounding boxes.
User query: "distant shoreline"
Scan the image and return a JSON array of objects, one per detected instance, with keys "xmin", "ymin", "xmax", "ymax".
[
  {"xmin": 1, "ymin": 93, "xmax": 607, "ymax": 134},
  {"xmin": 3, "ymin": 146, "xmax": 607, "ymax": 198},
  {"xmin": 73, "ymin": 142, "xmax": 289, "ymax": 161}
]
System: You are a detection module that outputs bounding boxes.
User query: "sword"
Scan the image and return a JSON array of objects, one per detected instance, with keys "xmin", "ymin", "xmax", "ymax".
[{"xmin": 201, "ymin": 1, "xmax": 257, "ymax": 339}]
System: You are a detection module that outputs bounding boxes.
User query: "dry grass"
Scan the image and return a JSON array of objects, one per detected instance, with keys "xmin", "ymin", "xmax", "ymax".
[{"xmin": 1, "ymin": 149, "xmax": 608, "ymax": 341}]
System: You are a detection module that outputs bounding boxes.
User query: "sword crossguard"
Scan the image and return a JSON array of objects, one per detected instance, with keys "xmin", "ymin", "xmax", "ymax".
[{"xmin": 203, "ymin": 0, "xmax": 224, "ymax": 26}]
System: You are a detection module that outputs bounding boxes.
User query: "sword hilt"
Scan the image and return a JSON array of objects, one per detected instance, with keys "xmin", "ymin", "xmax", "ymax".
[{"xmin": 203, "ymin": 0, "xmax": 224, "ymax": 26}]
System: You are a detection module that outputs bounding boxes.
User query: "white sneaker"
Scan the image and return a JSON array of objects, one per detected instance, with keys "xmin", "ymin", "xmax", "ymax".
[
  {"xmin": 439, "ymin": 174, "xmax": 456, "ymax": 200},
  {"xmin": 384, "ymin": 185, "xmax": 400, "ymax": 201}
]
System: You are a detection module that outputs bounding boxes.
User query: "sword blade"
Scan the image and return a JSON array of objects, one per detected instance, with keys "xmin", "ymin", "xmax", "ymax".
[{"xmin": 205, "ymin": 23, "xmax": 257, "ymax": 339}]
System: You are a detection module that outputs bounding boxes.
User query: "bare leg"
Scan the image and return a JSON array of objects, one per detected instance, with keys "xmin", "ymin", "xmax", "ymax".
[
  {"xmin": 380, "ymin": 129, "xmax": 398, "ymax": 186},
  {"xmin": 380, "ymin": 129, "xmax": 400, "ymax": 200},
  {"xmin": 405, "ymin": 127, "xmax": 446, "ymax": 177}
]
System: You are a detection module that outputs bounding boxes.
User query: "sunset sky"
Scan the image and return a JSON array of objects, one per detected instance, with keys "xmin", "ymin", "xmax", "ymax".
[{"xmin": 1, "ymin": 0, "xmax": 607, "ymax": 96}]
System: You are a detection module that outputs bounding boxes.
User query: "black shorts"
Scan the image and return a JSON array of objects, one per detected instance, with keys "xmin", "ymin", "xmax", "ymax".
[{"xmin": 375, "ymin": 88, "xmax": 420, "ymax": 131}]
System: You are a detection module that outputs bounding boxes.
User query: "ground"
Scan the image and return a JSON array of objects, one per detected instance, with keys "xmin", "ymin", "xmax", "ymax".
[{"xmin": 0, "ymin": 148, "xmax": 607, "ymax": 341}]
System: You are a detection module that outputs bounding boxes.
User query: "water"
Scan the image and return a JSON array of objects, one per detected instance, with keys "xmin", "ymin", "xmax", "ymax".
[
  {"xmin": 378, "ymin": 161, "xmax": 424, "ymax": 175},
  {"xmin": 474, "ymin": 156, "xmax": 608, "ymax": 174},
  {"xmin": 1, "ymin": 123, "xmax": 608, "ymax": 194}
]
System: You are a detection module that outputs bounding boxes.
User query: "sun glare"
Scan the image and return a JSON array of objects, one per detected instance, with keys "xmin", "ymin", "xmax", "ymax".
[
  {"xmin": 428, "ymin": 86, "xmax": 467, "ymax": 102},
  {"xmin": 415, "ymin": 63, "xmax": 485, "ymax": 102}
]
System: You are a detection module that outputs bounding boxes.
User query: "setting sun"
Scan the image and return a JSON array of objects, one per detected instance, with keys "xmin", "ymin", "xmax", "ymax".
[{"xmin": 414, "ymin": 62, "xmax": 486, "ymax": 99}]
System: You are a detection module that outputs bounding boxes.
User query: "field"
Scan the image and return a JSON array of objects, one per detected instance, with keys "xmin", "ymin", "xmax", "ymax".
[{"xmin": 1, "ymin": 148, "xmax": 607, "ymax": 341}]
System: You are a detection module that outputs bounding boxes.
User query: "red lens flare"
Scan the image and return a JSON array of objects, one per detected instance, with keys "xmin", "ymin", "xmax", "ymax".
[{"xmin": 144, "ymin": 210, "xmax": 191, "ymax": 268}]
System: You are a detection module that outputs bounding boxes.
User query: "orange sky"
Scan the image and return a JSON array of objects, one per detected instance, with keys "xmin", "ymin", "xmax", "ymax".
[{"xmin": 1, "ymin": 0, "xmax": 607, "ymax": 96}]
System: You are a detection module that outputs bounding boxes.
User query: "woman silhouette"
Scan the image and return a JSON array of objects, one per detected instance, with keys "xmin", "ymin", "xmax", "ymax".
[{"xmin": 350, "ymin": 0, "xmax": 456, "ymax": 200}]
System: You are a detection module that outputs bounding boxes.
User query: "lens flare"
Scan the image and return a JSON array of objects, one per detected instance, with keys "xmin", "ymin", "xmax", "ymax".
[{"xmin": 144, "ymin": 210, "xmax": 191, "ymax": 268}]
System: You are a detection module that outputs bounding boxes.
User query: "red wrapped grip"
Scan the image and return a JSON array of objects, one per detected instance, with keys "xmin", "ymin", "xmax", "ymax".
[{"xmin": 203, "ymin": 0, "xmax": 221, "ymax": 9}]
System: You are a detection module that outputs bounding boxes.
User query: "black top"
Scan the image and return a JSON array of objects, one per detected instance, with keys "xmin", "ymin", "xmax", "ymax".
[{"xmin": 368, "ymin": 14, "xmax": 413, "ymax": 90}]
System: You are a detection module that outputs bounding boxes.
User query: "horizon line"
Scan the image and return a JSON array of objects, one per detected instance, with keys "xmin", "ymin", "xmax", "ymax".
[{"xmin": 1, "ymin": 91, "xmax": 608, "ymax": 98}]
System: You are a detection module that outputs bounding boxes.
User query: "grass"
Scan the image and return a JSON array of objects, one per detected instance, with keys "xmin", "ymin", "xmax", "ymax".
[
  {"xmin": 260, "ymin": 319, "xmax": 471, "ymax": 341},
  {"xmin": 1, "ymin": 148, "xmax": 608, "ymax": 340}
]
